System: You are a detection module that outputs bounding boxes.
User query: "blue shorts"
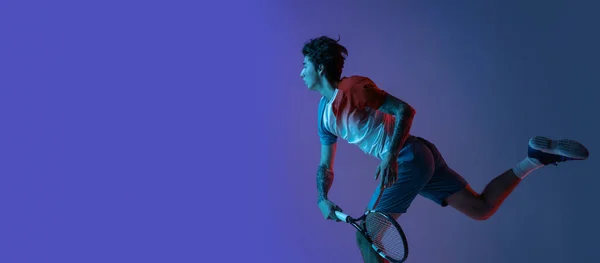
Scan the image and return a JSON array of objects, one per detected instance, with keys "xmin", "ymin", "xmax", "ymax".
[{"xmin": 366, "ymin": 136, "xmax": 468, "ymax": 214}]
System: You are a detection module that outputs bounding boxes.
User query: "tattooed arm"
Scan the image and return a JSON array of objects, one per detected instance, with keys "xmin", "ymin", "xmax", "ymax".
[
  {"xmin": 316, "ymin": 143, "xmax": 343, "ymax": 220},
  {"xmin": 317, "ymin": 143, "xmax": 337, "ymax": 202},
  {"xmin": 378, "ymin": 94, "xmax": 416, "ymax": 157},
  {"xmin": 317, "ymin": 165, "xmax": 334, "ymax": 202}
]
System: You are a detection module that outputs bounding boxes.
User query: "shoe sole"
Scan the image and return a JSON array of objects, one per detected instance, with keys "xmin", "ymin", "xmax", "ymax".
[{"xmin": 529, "ymin": 136, "xmax": 590, "ymax": 160}]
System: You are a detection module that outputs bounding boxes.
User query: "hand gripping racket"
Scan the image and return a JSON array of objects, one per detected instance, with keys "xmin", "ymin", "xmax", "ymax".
[{"xmin": 334, "ymin": 184, "xmax": 409, "ymax": 263}]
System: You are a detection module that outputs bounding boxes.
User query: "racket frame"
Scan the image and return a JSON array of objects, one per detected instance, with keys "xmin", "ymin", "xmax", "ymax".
[{"xmin": 335, "ymin": 210, "xmax": 409, "ymax": 263}]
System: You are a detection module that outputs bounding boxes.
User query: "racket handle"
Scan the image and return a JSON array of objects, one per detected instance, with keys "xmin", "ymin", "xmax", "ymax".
[{"xmin": 335, "ymin": 211, "xmax": 349, "ymax": 222}]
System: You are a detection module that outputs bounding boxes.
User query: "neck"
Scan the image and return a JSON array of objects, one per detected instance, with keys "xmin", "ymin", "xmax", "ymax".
[{"xmin": 318, "ymin": 79, "xmax": 338, "ymax": 101}]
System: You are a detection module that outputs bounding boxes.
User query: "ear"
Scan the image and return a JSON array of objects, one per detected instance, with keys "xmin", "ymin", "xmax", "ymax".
[{"xmin": 317, "ymin": 64, "xmax": 325, "ymax": 76}]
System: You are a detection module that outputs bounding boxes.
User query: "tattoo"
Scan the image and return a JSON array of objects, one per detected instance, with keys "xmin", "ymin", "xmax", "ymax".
[
  {"xmin": 316, "ymin": 165, "xmax": 334, "ymax": 202},
  {"xmin": 389, "ymin": 106, "xmax": 414, "ymax": 156},
  {"xmin": 379, "ymin": 96, "xmax": 415, "ymax": 156}
]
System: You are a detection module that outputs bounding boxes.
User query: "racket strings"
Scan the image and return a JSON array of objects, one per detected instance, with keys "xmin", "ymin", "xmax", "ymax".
[{"xmin": 365, "ymin": 214, "xmax": 406, "ymax": 260}]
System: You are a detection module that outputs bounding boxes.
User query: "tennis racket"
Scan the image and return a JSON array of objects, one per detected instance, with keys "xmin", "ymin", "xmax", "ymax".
[{"xmin": 334, "ymin": 185, "xmax": 409, "ymax": 263}]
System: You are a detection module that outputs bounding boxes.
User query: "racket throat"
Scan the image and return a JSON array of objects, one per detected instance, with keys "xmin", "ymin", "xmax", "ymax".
[{"xmin": 371, "ymin": 245, "xmax": 386, "ymax": 258}]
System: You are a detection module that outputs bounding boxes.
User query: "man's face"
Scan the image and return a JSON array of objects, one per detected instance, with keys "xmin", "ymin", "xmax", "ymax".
[{"xmin": 300, "ymin": 56, "xmax": 321, "ymax": 91}]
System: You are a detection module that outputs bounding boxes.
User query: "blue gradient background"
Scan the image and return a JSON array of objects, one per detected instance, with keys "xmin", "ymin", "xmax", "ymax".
[{"xmin": 2, "ymin": 1, "xmax": 599, "ymax": 262}]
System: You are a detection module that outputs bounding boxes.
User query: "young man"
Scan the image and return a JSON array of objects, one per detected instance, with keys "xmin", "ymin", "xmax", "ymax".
[{"xmin": 300, "ymin": 36, "xmax": 590, "ymax": 263}]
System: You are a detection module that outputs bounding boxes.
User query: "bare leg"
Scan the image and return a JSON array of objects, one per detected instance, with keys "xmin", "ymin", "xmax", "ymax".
[
  {"xmin": 446, "ymin": 169, "xmax": 521, "ymax": 220},
  {"xmin": 446, "ymin": 136, "xmax": 589, "ymax": 220}
]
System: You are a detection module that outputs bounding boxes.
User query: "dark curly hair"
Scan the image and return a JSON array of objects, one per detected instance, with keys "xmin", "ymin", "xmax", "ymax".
[{"xmin": 302, "ymin": 35, "xmax": 348, "ymax": 85}]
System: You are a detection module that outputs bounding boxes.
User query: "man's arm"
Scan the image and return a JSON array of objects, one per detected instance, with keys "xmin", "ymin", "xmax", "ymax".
[
  {"xmin": 317, "ymin": 142, "xmax": 337, "ymax": 202},
  {"xmin": 378, "ymin": 94, "xmax": 416, "ymax": 156}
]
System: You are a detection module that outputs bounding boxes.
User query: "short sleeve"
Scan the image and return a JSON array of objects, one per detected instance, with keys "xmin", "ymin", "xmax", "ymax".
[
  {"xmin": 317, "ymin": 97, "xmax": 337, "ymax": 145},
  {"xmin": 346, "ymin": 77, "xmax": 388, "ymax": 110}
]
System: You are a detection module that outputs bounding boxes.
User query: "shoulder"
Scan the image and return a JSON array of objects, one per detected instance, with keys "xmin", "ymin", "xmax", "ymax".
[
  {"xmin": 338, "ymin": 75, "xmax": 377, "ymax": 92},
  {"xmin": 336, "ymin": 75, "xmax": 388, "ymax": 110},
  {"xmin": 338, "ymin": 75, "xmax": 384, "ymax": 98}
]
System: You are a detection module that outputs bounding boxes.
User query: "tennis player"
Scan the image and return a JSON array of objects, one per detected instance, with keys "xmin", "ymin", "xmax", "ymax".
[{"xmin": 301, "ymin": 35, "xmax": 589, "ymax": 263}]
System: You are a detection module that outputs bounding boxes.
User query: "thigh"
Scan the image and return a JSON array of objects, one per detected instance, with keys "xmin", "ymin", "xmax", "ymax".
[
  {"xmin": 414, "ymin": 137, "xmax": 468, "ymax": 207},
  {"xmin": 419, "ymin": 165, "xmax": 468, "ymax": 207},
  {"xmin": 367, "ymin": 138, "xmax": 436, "ymax": 214}
]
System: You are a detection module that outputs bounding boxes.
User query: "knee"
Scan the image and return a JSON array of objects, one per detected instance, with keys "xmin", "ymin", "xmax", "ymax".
[
  {"xmin": 447, "ymin": 187, "xmax": 499, "ymax": 221},
  {"xmin": 467, "ymin": 199, "xmax": 494, "ymax": 221},
  {"xmin": 470, "ymin": 212, "xmax": 492, "ymax": 221}
]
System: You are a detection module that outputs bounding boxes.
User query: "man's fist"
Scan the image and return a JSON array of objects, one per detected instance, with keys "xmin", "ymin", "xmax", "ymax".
[{"xmin": 318, "ymin": 199, "xmax": 343, "ymax": 221}]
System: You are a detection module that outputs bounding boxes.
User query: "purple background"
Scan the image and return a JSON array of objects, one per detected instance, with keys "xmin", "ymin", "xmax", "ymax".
[{"xmin": 2, "ymin": 1, "xmax": 599, "ymax": 262}]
